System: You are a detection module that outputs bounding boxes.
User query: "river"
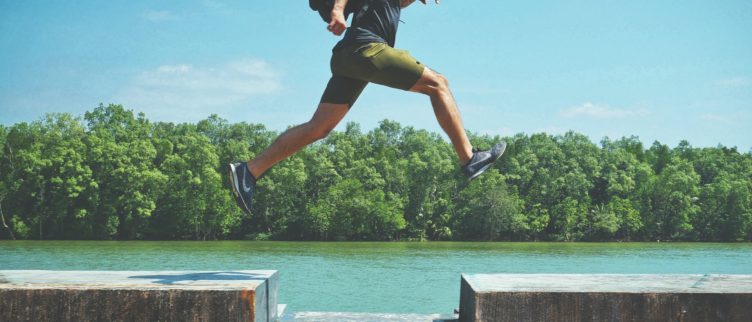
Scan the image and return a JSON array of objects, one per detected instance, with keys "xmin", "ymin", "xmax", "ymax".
[{"xmin": 1, "ymin": 241, "xmax": 750, "ymax": 314}]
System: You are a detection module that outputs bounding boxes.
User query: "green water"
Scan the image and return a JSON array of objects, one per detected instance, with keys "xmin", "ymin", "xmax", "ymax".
[{"xmin": 1, "ymin": 241, "xmax": 750, "ymax": 314}]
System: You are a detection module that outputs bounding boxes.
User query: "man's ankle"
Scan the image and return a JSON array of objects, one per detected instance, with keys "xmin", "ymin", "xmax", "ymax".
[
  {"xmin": 460, "ymin": 148, "xmax": 474, "ymax": 166},
  {"xmin": 246, "ymin": 161, "xmax": 260, "ymax": 181}
]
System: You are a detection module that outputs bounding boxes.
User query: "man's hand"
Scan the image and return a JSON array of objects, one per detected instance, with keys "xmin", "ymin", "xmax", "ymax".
[
  {"xmin": 402, "ymin": 0, "xmax": 439, "ymax": 9},
  {"xmin": 401, "ymin": 0, "xmax": 416, "ymax": 7},
  {"xmin": 327, "ymin": 1, "xmax": 348, "ymax": 36}
]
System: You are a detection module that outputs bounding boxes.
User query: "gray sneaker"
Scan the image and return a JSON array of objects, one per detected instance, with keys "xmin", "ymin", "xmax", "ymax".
[
  {"xmin": 461, "ymin": 141, "xmax": 507, "ymax": 180},
  {"xmin": 228, "ymin": 162, "xmax": 256, "ymax": 215}
]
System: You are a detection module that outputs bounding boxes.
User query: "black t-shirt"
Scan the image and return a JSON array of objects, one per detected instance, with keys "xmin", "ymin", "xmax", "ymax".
[{"xmin": 334, "ymin": 0, "xmax": 401, "ymax": 51}]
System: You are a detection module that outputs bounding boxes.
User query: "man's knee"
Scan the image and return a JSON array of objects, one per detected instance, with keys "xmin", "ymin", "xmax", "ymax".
[
  {"xmin": 307, "ymin": 120, "xmax": 337, "ymax": 140},
  {"xmin": 434, "ymin": 73, "xmax": 449, "ymax": 90},
  {"xmin": 415, "ymin": 70, "xmax": 450, "ymax": 97}
]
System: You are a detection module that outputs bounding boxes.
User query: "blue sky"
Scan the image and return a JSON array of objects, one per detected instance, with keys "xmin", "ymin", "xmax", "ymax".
[{"xmin": 1, "ymin": 0, "xmax": 751, "ymax": 150}]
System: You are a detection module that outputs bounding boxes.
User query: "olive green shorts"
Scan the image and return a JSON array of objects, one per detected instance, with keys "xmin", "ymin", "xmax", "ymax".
[{"xmin": 320, "ymin": 42, "xmax": 425, "ymax": 107}]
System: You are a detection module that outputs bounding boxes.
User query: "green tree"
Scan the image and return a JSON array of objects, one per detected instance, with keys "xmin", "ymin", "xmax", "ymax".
[
  {"xmin": 454, "ymin": 171, "xmax": 526, "ymax": 240},
  {"xmin": 646, "ymin": 141, "xmax": 671, "ymax": 175},
  {"xmin": 85, "ymin": 104, "xmax": 166, "ymax": 239},
  {"xmin": 308, "ymin": 178, "xmax": 405, "ymax": 240},
  {"xmin": 254, "ymin": 152, "xmax": 309, "ymax": 240},
  {"xmin": 2, "ymin": 104, "xmax": 751, "ymax": 242},
  {"xmin": 399, "ymin": 127, "xmax": 456, "ymax": 240},
  {"xmin": 595, "ymin": 139, "xmax": 651, "ymax": 240},
  {"xmin": 694, "ymin": 175, "xmax": 752, "ymax": 241},
  {"xmin": 38, "ymin": 114, "xmax": 98, "ymax": 238},
  {"xmin": 1, "ymin": 121, "xmax": 47, "ymax": 239},
  {"xmin": 644, "ymin": 158, "xmax": 700, "ymax": 240}
]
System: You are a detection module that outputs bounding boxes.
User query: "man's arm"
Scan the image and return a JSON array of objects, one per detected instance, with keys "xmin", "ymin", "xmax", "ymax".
[
  {"xmin": 328, "ymin": 0, "xmax": 349, "ymax": 36},
  {"xmin": 400, "ymin": 0, "xmax": 416, "ymax": 8}
]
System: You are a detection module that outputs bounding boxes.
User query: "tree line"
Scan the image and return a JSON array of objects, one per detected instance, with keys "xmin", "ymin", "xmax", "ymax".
[{"xmin": 1, "ymin": 104, "xmax": 750, "ymax": 241}]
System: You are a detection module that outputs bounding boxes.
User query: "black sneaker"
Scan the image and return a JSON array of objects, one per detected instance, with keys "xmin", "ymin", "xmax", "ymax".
[
  {"xmin": 461, "ymin": 141, "xmax": 507, "ymax": 180},
  {"xmin": 228, "ymin": 162, "xmax": 256, "ymax": 215}
]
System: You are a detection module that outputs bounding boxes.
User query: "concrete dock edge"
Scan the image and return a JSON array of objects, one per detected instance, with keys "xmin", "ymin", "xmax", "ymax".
[
  {"xmin": 459, "ymin": 274, "xmax": 752, "ymax": 322},
  {"xmin": 0, "ymin": 270, "xmax": 279, "ymax": 322}
]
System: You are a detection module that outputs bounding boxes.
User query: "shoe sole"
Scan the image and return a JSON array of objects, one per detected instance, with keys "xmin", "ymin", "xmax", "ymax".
[
  {"xmin": 227, "ymin": 163, "xmax": 252, "ymax": 215},
  {"xmin": 468, "ymin": 142, "xmax": 507, "ymax": 181}
]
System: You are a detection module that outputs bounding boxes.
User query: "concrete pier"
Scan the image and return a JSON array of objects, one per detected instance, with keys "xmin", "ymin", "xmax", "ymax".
[
  {"xmin": 459, "ymin": 274, "xmax": 752, "ymax": 322},
  {"xmin": 0, "ymin": 270, "xmax": 279, "ymax": 322}
]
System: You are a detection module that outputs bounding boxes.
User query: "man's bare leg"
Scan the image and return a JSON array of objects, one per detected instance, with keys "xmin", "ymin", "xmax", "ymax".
[
  {"xmin": 409, "ymin": 67, "xmax": 473, "ymax": 165},
  {"xmin": 247, "ymin": 102, "xmax": 350, "ymax": 178}
]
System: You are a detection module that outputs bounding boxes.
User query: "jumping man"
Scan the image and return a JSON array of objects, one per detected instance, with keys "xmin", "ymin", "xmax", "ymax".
[{"xmin": 229, "ymin": 0, "xmax": 506, "ymax": 214}]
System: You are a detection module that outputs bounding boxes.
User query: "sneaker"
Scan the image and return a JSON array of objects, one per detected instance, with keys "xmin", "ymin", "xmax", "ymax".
[
  {"xmin": 228, "ymin": 162, "xmax": 256, "ymax": 215},
  {"xmin": 461, "ymin": 141, "xmax": 507, "ymax": 180}
]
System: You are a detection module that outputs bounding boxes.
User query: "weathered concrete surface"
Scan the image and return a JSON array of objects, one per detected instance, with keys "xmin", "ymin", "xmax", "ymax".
[
  {"xmin": 0, "ymin": 270, "xmax": 278, "ymax": 322},
  {"xmin": 459, "ymin": 274, "xmax": 752, "ymax": 322}
]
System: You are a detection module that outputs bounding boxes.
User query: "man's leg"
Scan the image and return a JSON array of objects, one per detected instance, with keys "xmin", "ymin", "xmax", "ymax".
[
  {"xmin": 246, "ymin": 102, "xmax": 350, "ymax": 179},
  {"xmin": 348, "ymin": 44, "xmax": 503, "ymax": 180},
  {"xmin": 408, "ymin": 67, "xmax": 473, "ymax": 165},
  {"xmin": 339, "ymin": 44, "xmax": 504, "ymax": 180}
]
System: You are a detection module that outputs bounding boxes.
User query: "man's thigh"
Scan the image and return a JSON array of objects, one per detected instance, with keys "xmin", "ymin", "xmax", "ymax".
[
  {"xmin": 366, "ymin": 44, "xmax": 426, "ymax": 91},
  {"xmin": 320, "ymin": 75, "xmax": 368, "ymax": 108},
  {"xmin": 332, "ymin": 43, "xmax": 426, "ymax": 92}
]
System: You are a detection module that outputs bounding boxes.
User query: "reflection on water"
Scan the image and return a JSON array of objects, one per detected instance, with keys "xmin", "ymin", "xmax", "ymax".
[{"xmin": 1, "ymin": 241, "xmax": 750, "ymax": 313}]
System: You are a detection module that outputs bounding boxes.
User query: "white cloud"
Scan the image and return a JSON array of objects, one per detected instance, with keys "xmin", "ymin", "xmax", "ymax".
[
  {"xmin": 114, "ymin": 58, "xmax": 282, "ymax": 120},
  {"xmin": 142, "ymin": 10, "xmax": 178, "ymax": 22},
  {"xmin": 560, "ymin": 102, "xmax": 649, "ymax": 119},
  {"xmin": 699, "ymin": 113, "xmax": 733, "ymax": 125},
  {"xmin": 716, "ymin": 77, "xmax": 752, "ymax": 88}
]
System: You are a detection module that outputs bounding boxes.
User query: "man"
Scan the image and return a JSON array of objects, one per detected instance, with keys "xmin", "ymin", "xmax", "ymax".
[{"xmin": 229, "ymin": 0, "xmax": 506, "ymax": 214}]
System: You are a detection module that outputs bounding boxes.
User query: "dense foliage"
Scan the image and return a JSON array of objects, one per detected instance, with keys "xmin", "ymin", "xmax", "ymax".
[{"xmin": 1, "ymin": 104, "xmax": 750, "ymax": 241}]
